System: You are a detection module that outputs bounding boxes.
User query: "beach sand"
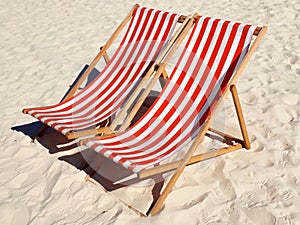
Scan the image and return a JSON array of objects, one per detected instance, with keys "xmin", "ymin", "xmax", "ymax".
[{"xmin": 1, "ymin": 0, "xmax": 299, "ymax": 224}]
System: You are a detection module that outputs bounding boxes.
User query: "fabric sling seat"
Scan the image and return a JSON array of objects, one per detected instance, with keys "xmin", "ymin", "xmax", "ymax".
[
  {"xmin": 83, "ymin": 17, "xmax": 257, "ymax": 173},
  {"xmin": 81, "ymin": 15, "xmax": 267, "ymax": 215},
  {"xmin": 22, "ymin": 5, "xmax": 180, "ymax": 139}
]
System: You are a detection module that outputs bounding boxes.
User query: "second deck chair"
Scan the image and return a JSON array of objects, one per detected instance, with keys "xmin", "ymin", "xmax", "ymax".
[
  {"xmin": 81, "ymin": 16, "xmax": 267, "ymax": 215},
  {"xmin": 22, "ymin": 4, "xmax": 181, "ymax": 140}
]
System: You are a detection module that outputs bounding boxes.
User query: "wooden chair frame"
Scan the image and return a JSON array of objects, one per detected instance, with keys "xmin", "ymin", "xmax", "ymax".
[
  {"xmin": 81, "ymin": 15, "xmax": 267, "ymax": 216},
  {"xmin": 145, "ymin": 24, "xmax": 268, "ymax": 216}
]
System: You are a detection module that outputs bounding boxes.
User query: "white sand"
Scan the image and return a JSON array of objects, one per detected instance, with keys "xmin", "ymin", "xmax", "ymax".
[{"xmin": 1, "ymin": 0, "xmax": 299, "ymax": 224}]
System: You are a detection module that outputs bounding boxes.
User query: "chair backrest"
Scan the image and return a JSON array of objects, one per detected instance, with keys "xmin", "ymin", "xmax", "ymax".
[
  {"xmin": 85, "ymin": 16, "xmax": 257, "ymax": 173},
  {"xmin": 27, "ymin": 6, "xmax": 179, "ymax": 134}
]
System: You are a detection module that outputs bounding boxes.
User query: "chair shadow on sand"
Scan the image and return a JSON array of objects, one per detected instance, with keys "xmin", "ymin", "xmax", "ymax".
[
  {"xmin": 12, "ymin": 117, "xmax": 165, "ymax": 215},
  {"xmin": 11, "ymin": 65, "xmax": 165, "ymax": 215},
  {"xmin": 11, "ymin": 104, "xmax": 234, "ymax": 215},
  {"xmin": 11, "ymin": 63, "xmax": 240, "ymax": 215}
]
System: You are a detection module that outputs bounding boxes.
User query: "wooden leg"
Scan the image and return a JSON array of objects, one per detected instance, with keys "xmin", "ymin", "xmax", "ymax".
[
  {"xmin": 230, "ymin": 85, "xmax": 251, "ymax": 149},
  {"xmin": 147, "ymin": 143, "xmax": 242, "ymax": 215},
  {"xmin": 100, "ymin": 46, "xmax": 110, "ymax": 64}
]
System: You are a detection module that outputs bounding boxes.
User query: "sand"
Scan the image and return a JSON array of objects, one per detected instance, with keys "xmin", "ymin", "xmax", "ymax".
[{"xmin": 1, "ymin": 0, "xmax": 299, "ymax": 224}]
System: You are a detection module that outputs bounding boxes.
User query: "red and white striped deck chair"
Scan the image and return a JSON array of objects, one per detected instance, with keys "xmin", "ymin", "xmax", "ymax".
[
  {"xmin": 22, "ymin": 4, "xmax": 181, "ymax": 140},
  {"xmin": 82, "ymin": 16, "xmax": 267, "ymax": 215}
]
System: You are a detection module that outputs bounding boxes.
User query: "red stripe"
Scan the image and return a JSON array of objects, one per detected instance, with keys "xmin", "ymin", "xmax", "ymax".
[
  {"xmin": 128, "ymin": 7, "xmax": 147, "ymax": 43},
  {"xmin": 101, "ymin": 18, "xmax": 220, "ymax": 151},
  {"xmin": 145, "ymin": 24, "xmax": 244, "ymax": 157}
]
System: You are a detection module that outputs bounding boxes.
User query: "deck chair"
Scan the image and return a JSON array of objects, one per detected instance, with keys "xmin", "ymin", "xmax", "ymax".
[
  {"xmin": 82, "ymin": 15, "xmax": 267, "ymax": 216},
  {"xmin": 22, "ymin": 4, "xmax": 183, "ymax": 140}
]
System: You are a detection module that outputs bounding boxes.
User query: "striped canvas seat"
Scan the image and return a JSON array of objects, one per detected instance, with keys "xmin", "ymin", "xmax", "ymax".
[
  {"xmin": 24, "ymin": 6, "xmax": 179, "ymax": 136},
  {"xmin": 83, "ymin": 16, "xmax": 257, "ymax": 173}
]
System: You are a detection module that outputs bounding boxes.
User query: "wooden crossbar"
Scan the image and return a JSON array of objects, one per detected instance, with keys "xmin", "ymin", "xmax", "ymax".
[
  {"xmin": 139, "ymin": 143, "xmax": 242, "ymax": 179},
  {"xmin": 66, "ymin": 126, "xmax": 112, "ymax": 140}
]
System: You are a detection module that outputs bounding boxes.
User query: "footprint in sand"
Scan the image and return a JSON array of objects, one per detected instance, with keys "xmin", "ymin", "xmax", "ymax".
[
  {"xmin": 251, "ymin": 138, "xmax": 265, "ymax": 152},
  {"xmin": 243, "ymin": 207, "xmax": 276, "ymax": 225},
  {"xmin": 215, "ymin": 179, "xmax": 237, "ymax": 204},
  {"xmin": 240, "ymin": 92, "xmax": 257, "ymax": 105},
  {"xmin": 290, "ymin": 54, "xmax": 298, "ymax": 65},
  {"xmin": 165, "ymin": 187, "xmax": 210, "ymax": 210},
  {"xmin": 0, "ymin": 202, "xmax": 30, "ymax": 225},
  {"xmin": 272, "ymin": 104, "xmax": 294, "ymax": 123},
  {"xmin": 261, "ymin": 178, "xmax": 295, "ymax": 202},
  {"xmin": 282, "ymin": 93, "xmax": 299, "ymax": 106},
  {"xmin": 182, "ymin": 192, "xmax": 209, "ymax": 209}
]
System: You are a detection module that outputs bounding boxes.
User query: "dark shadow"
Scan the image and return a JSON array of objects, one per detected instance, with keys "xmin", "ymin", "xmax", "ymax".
[
  {"xmin": 205, "ymin": 131, "xmax": 240, "ymax": 146},
  {"xmin": 130, "ymin": 92, "xmax": 159, "ymax": 126},
  {"xmin": 12, "ymin": 70, "xmax": 165, "ymax": 213},
  {"xmin": 146, "ymin": 174, "xmax": 165, "ymax": 216},
  {"xmin": 58, "ymin": 148, "xmax": 93, "ymax": 171},
  {"xmin": 12, "ymin": 64, "xmax": 100, "ymax": 138},
  {"xmin": 36, "ymin": 128, "xmax": 78, "ymax": 154},
  {"xmin": 59, "ymin": 148, "xmax": 164, "ymax": 193},
  {"xmin": 61, "ymin": 64, "xmax": 100, "ymax": 102},
  {"xmin": 12, "ymin": 122, "xmax": 78, "ymax": 154},
  {"xmin": 11, "ymin": 121, "xmax": 44, "ymax": 140},
  {"xmin": 12, "ymin": 64, "xmax": 101, "ymax": 152}
]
